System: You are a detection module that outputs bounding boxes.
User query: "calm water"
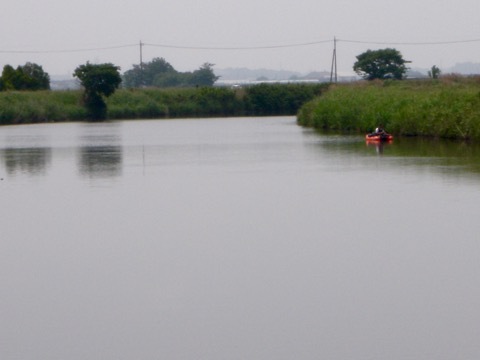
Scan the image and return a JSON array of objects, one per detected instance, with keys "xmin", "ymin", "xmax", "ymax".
[{"xmin": 1, "ymin": 116, "xmax": 480, "ymax": 360}]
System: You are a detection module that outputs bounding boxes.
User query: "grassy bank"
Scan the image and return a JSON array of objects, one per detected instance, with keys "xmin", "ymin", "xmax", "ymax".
[
  {"xmin": 0, "ymin": 83, "xmax": 328, "ymax": 125},
  {"xmin": 297, "ymin": 76, "xmax": 480, "ymax": 140},
  {"xmin": 0, "ymin": 91, "xmax": 87, "ymax": 125}
]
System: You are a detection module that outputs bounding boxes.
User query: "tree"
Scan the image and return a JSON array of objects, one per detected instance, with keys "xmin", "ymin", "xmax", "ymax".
[
  {"xmin": 353, "ymin": 48, "xmax": 408, "ymax": 80},
  {"xmin": 123, "ymin": 57, "xmax": 175, "ymax": 88},
  {"xmin": 20, "ymin": 62, "xmax": 51, "ymax": 90},
  {"xmin": 0, "ymin": 62, "xmax": 50, "ymax": 91},
  {"xmin": 0, "ymin": 65, "xmax": 20, "ymax": 90},
  {"xmin": 123, "ymin": 58, "xmax": 219, "ymax": 88},
  {"xmin": 189, "ymin": 63, "xmax": 219, "ymax": 87},
  {"xmin": 428, "ymin": 65, "xmax": 441, "ymax": 79},
  {"xmin": 73, "ymin": 62, "xmax": 122, "ymax": 120},
  {"xmin": 152, "ymin": 72, "xmax": 187, "ymax": 88}
]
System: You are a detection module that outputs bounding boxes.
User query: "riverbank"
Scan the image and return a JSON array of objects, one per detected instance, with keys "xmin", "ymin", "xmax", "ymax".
[
  {"xmin": 0, "ymin": 83, "xmax": 328, "ymax": 125},
  {"xmin": 297, "ymin": 76, "xmax": 480, "ymax": 141}
]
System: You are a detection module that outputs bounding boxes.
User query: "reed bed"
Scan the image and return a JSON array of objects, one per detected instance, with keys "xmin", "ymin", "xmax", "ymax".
[
  {"xmin": 0, "ymin": 90, "xmax": 87, "ymax": 124},
  {"xmin": 0, "ymin": 83, "xmax": 326, "ymax": 125},
  {"xmin": 297, "ymin": 77, "xmax": 480, "ymax": 140}
]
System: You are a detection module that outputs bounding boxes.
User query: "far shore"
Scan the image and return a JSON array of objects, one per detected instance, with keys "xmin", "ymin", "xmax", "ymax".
[{"xmin": 0, "ymin": 84, "xmax": 327, "ymax": 125}]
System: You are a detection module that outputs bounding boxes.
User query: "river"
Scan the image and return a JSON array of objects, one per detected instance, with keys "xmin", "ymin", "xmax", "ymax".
[{"xmin": 1, "ymin": 116, "xmax": 480, "ymax": 360}]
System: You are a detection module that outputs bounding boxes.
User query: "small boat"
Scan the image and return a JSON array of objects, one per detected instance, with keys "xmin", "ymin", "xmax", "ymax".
[{"xmin": 365, "ymin": 133, "xmax": 393, "ymax": 142}]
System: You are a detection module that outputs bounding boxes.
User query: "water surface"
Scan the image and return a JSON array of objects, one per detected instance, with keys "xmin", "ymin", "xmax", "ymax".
[{"xmin": 1, "ymin": 117, "xmax": 480, "ymax": 360}]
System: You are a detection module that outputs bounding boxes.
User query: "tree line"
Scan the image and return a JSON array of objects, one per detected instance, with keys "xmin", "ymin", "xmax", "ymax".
[
  {"xmin": 0, "ymin": 48, "xmax": 439, "ymax": 94},
  {"xmin": 0, "ymin": 49, "xmax": 442, "ymax": 121},
  {"xmin": 0, "ymin": 58, "xmax": 218, "ymax": 92},
  {"xmin": 0, "ymin": 58, "xmax": 219, "ymax": 120},
  {"xmin": 122, "ymin": 58, "xmax": 219, "ymax": 88},
  {"xmin": 0, "ymin": 62, "xmax": 50, "ymax": 91}
]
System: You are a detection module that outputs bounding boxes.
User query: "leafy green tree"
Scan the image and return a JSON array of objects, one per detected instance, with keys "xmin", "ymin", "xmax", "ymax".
[
  {"xmin": 353, "ymin": 48, "xmax": 408, "ymax": 80},
  {"xmin": 20, "ymin": 62, "xmax": 50, "ymax": 90},
  {"xmin": 73, "ymin": 62, "xmax": 122, "ymax": 120},
  {"xmin": 0, "ymin": 65, "xmax": 20, "ymax": 90},
  {"xmin": 152, "ymin": 72, "xmax": 186, "ymax": 88},
  {"xmin": 428, "ymin": 65, "xmax": 441, "ymax": 79},
  {"xmin": 143, "ymin": 57, "xmax": 175, "ymax": 84},
  {"xmin": 123, "ymin": 59, "xmax": 219, "ymax": 88},
  {"xmin": 0, "ymin": 62, "xmax": 50, "ymax": 91},
  {"xmin": 123, "ymin": 57, "xmax": 175, "ymax": 87},
  {"xmin": 189, "ymin": 63, "xmax": 220, "ymax": 86}
]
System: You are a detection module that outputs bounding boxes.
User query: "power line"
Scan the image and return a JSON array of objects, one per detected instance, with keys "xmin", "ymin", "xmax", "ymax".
[
  {"xmin": 0, "ymin": 40, "xmax": 332, "ymax": 55},
  {"xmin": 338, "ymin": 38, "xmax": 480, "ymax": 46},
  {"xmin": 0, "ymin": 44, "xmax": 138, "ymax": 54},
  {"xmin": 0, "ymin": 36, "xmax": 479, "ymax": 55},
  {"xmin": 144, "ymin": 39, "xmax": 332, "ymax": 50}
]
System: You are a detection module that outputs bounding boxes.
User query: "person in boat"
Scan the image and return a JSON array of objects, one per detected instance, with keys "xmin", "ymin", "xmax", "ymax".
[
  {"xmin": 367, "ymin": 125, "xmax": 387, "ymax": 138},
  {"xmin": 374, "ymin": 125, "xmax": 386, "ymax": 135}
]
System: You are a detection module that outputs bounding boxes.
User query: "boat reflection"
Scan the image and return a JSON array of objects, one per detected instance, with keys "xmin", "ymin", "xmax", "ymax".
[{"xmin": 365, "ymin": 140, "xmax": 392, "ymax": 155}]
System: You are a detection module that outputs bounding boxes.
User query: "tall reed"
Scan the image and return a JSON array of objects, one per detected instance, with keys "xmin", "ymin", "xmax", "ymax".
[
  {"xmin": 0, "ymin": 91, "xmax": 86, "ymax": 124},
  {"xmin": 298, "ymin": 78, "xmax": 480, "ymax": 140},
  {"xmin": 0, "ymin": 83, "xmax": 327, "ymax": 124}
]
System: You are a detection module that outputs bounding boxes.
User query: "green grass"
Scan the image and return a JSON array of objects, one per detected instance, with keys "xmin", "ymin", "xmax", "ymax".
[
  {"xmin": 0, "ymin": 83, "xmax": 326, "ymax": 125},
  {"xmin": 297, "ymin": 76, "xmax": 480, "ymax": 140},
  {"xmin": 0, "ymin": 90, "xmax": 87, "ymax": 124}
]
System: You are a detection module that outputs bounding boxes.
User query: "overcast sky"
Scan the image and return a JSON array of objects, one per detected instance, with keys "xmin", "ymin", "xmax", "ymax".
[{"xmin": 2, "ymin": 0, "xmax": 480, "ymax": 76}]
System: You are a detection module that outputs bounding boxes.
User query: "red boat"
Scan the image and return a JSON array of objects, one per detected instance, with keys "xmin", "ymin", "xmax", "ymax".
[{"xmin": 365, "ymin": 133, "xmax": 393, "ymax": 142}]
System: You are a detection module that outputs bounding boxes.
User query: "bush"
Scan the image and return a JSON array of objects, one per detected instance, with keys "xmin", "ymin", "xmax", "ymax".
[{"xmin": 244, "ymin": 83, "xmax": 327, "ymax": 116}]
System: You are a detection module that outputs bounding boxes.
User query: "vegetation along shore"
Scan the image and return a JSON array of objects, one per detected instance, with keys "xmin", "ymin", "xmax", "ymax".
[
  {"xmin": 298, "ymin": 76, "xmax": 480, "ymax": 141},
  {"xmin": 0, "ymin": 57, "xmax": 326, "ymax": 123},
  {"xmin": 2, "ymin": 50, "xmax": 480, "ymax": 142},
  {"xmin": 0, "ymin": 83, "xmax": 327, "ymax": 125}
]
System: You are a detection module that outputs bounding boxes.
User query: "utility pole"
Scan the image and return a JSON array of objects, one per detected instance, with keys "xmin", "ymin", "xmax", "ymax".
[
  {"xmin": 139, "ymin": 40, "xmax": 144, "ymax": 87},
  {"xmin": 330, "ymin": 37, "xmax": 337, "ymax": 83}
]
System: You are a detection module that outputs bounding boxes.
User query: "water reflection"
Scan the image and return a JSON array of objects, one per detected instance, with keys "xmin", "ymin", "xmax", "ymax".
[
  {"xmin": 3, "ymin": 118, "xmax": 480, "ymax": 360},
  {"xmin": 78, "ymin": 146, "xmax": 123, "ymax": 178},
  {"xmin": 77, "ymin": 123, "xmax": 123, "ymax": 178},
  {"xmin": 314, "ymin": 133, "xmax": 480, "ymax": 179},
  {"xmin": 1, "ymin": 147, "xmax": 51, "ymax": 176},
  {"xmin": 365, "ymin": 141, "xmax": 388, "ymax": 155}
]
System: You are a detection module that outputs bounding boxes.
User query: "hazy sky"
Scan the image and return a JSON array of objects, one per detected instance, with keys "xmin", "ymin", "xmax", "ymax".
[{"xmin": 2, "ymin": 0, "xmax": 480, "ymax": 76}]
